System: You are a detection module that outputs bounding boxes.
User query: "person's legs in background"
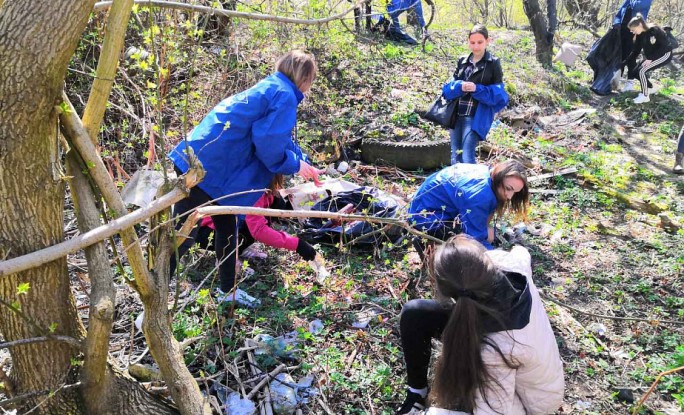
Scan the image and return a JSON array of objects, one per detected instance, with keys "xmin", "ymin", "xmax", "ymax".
[
  {"xmin": 460, "ymin": 117, "xmax": 480, "ymax": 164},
  {"xmin": 674, "ymin": 124, "xmax": 684, "ymax": 174},
  {"xmin": 450, "ymin": 118, "xmax": 465, "ymax": 164}
]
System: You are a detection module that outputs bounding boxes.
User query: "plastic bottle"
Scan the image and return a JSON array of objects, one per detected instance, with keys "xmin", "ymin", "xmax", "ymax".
[{"xmin": 270, "ymin": 373, "xmax": 297, "ymax": 415}]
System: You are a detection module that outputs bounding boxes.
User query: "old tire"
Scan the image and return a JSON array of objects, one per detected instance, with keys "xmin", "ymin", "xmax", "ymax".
[{"xmin": 361, "ymin": 139, "xmax": 450, "ymax": 170}]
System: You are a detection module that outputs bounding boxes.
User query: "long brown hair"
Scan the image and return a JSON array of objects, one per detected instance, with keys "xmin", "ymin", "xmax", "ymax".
[
  {"xmin": 269, "ymin": 174, "xmax": 284, "ymax": 193},
  {"xmin": 490, "ymin": 160, "xmax": 529, "ymax": 221},
  {"xmin": 428, "ymin": 235, "xmax": 518, "ymax": 412}
]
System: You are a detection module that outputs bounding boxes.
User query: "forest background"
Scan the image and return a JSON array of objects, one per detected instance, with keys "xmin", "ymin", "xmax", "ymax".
[{"xmin": 0, "ymin": 0, "xmax": 683, "ymax": 414}]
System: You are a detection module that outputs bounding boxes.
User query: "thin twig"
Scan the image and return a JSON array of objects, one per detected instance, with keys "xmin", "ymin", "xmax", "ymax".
[
  {"xmin": 541, "ymin": 292, "xmax": 684, "ymax": 326},
  {"xmin": 631, "ymin": 365, "xmax": 684, "ymax": 415},
  {"xmin": 0, "ymin": 335, "xmax": 81, "ymax": 350},
  {"xmin": 93, "ymin": 0, "xmax": 358, "ymax": 25}
]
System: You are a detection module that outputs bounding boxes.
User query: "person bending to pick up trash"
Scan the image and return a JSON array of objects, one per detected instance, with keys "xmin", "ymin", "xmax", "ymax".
[
  {"xmin": 622, "ymin": 13, "xmax": 674, "ymax": 104},
  {"xmin": 168, "ymin": 50, "xmax": 324, "ymax": 308},
  {"xmin": 407, "ymin": 160, "xmax": 529, "ymax": 253},
  {"xmin": 375, "ymin": 0, "xmax": 429, "ymax": 45},
  {"xmin": 197, "ymin": 174, "xmax": 330, "ymax": 284},
  {"xmin": 395, "ymin": 235, "xmax": 564, "ymax": 415}
]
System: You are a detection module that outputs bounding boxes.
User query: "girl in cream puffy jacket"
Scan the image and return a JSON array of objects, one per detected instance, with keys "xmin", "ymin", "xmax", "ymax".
[{"xmin": 396, "ymin": 236, "xmax": 564, "ymax": 415}]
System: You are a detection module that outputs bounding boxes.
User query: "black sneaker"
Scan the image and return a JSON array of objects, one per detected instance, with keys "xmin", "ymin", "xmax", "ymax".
[{"xmin": 396, "ymin": 391, "xmax": 426, "ymax": 415}]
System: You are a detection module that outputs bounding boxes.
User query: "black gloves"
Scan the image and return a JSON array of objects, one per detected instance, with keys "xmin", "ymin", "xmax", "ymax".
[{"xmin": 296, "ymin": 239, "xmax": 317, "ymax": 261}]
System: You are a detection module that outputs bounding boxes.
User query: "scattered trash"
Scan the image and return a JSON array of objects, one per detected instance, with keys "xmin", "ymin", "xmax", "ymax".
[
  {"xmin": 352, "ymin": 309, "xmax": 379, "ymax": 329},
  {"xmin": 125, "ymin": 46, "xmax": 151, "ymax": 61},
  {"xmin": 120, "ymin": 169, "xmax": 165, "ymax": 208},
  {"xmin": 254, "ymin": 332, "xmax": 299, "ymax": 359},
  {"xmin": 270, "ymin": 373, "xmax": 298, "ymax": 415},
  {"xmin": 615, "ymin": 388, "xmax": 635, "ymax": 403},
  {"xmin": 553, "ymin": 42, "xmax": 582, "ymax": 66},
  {"xmin": 308, "ymin": 319, "xmax": 324, "ymax": 335},
  {"xmin": 549, "ymin": 229, "xmax": 565, "ymax": 243},
  {"xmin": 224, "ymin": 391, "xmax": 257, "ymax": 415},
  {"xmin": 336, "ymin": 161, "xmax": 350, "ymax": 174},
  {"xmin": 309, "ymin": 254, "xmax": 331, "ymax": 284},
  {"xmin": 134, "ymin": 311, "xmax": 144, "ymax": 332},
  {"xmin": 513, "ymin": 222, "xmax": 527, "ymax": 237},
  {"xmin": 575, "ymin": 400, "xmax": 592, "ymax": 410},
  {"xmin": 588, "ymin": 322, "xmax": 607, "ymax": 337}
]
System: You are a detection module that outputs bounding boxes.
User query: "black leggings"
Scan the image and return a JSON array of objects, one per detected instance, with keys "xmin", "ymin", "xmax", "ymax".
[
  {"xmin": 169, "ymin": 176, "xmax": 239, "ymax": 292},
  {"xmin": 628, "ymin": 52, "xmax": 672, "ymax": 96},
  {"xmin": 399, "ymin": 299, "xmax": 451, "ymax": 389}
]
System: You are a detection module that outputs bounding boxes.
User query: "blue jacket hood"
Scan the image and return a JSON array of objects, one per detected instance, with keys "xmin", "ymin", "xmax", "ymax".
[{"xmin": 169, "ymin": 72, "xmax": 306, "ymax": 207}]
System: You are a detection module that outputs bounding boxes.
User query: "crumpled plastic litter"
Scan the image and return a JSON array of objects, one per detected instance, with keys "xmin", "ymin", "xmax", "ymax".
[{"xmin": 224, "ymin": 391, "xmax": 256, "ymax": 415}]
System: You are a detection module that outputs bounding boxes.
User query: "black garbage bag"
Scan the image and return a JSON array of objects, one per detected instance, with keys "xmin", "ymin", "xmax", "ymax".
[
  {"xmin": 587, "ymin": 26, "xmax": 622, "ymax": 95},
  {"xmin": 298, "ymin": 187, "xmax": 402, "ymax": 247}
]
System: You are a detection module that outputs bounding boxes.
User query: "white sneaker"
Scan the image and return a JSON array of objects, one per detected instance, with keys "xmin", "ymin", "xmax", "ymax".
[
  {"xmin": 621, "ymin": 80, "xmax": 635, "ymax": 92},
  {"xmin": 633, "ymin": 93, "xmax": 650, "ymax": 104},
  {"xmin": 215, "ymin": 287, "xmax": 261, "ymax": 308}
]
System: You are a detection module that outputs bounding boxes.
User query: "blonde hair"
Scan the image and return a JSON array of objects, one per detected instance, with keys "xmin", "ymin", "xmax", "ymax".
[{"xmin": 275, "ymin": 50, "xmax": 317, "ymax": 92}]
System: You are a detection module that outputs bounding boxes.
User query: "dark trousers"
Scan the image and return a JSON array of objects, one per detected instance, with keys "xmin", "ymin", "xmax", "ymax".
[
  {"xmin": 620, "ymin": 22, "xmax": 638, "ymax": 78},
  {"xmin": 628, "ymin": 52, "xmax": 672, "ymax": 96},
  {"xmin": 678, "ymin": 124, "xmax": 684, "ymax": 153},
  {"xmin": 169, "ymin": 176, "xmax": 238, "ymax": 292},
  {"xmin": 400, "ymin": 299, "xmax": 451, "ymax": 388}
]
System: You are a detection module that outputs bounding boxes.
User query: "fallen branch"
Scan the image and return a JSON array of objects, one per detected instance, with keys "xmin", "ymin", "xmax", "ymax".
[
  {"xmin": 93, "ymin": 0, "xmax": 359, "ymax": 25},
  {"xmin": 540, "ymin": 292, "xmax": 684, "ymax": 326},
  {"xmin": 527, "ymin": 167, "xmax": 578, "ymax": 183},
  {"xmin": 631, "ymin": 365, "xmax": 684, "ymax": 415},
  {"xmin": 246, "ymin": 363, "xmax": 287, "ymax": 400},
  {"xmin": 197, "ymin": 206, "xmax": 442, "ymax": 244},
  {"xmin": 0, "ymin": 186, "xmax": 186, "ymax": 279},
  {"xmin": 0, "ymin": 335, "xmax": 82, "ymax": 350},
  {"xmin": 580, "ymin": 174, "xmax": 667, "ymax": 215}
]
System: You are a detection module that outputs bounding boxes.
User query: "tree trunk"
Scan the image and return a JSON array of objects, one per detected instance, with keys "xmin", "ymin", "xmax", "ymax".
[
  {"xmin": 0, "ymin": 1, "xmax": 179, "ymax": 414},
  {"xmin": 523, "ymin": 0, "xmax": 553, "ymax": 66},
  {"xmin": 0, "ymin": 1, "xmax": 96, "ymax": 412}
]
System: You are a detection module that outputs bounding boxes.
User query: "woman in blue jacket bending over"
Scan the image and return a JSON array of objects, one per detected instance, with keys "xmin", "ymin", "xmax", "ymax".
[
  {"xmin": 443, "ymin": 24, "xmax": 509, "ymax": 164},
  {"xmin": 168, "ymin": 50, "xmax": 321, "ymax": 307},
  {"xmin": 407, "ymin": 160, "xmax": 529, "ymax": 250}
]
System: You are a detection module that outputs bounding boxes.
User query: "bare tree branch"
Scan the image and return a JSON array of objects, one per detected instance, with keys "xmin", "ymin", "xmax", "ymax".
[{"xmin": 93, "ymin": 0, "xmax": 360, "ymax": 25}]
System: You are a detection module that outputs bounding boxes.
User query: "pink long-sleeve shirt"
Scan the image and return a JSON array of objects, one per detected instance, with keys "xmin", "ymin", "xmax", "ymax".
[{"xmin": 200, "ymin": 193, "xmax": 299, "ymax": 251}]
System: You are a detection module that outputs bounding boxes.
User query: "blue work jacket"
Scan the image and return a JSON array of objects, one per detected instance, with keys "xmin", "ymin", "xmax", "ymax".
[
  {"xmin": 169, "ymin": 72, "xmax": 306, "ymax": 207},
  {"xmin": 442, "ymin": 52, "xmax": 509, "ymax": 140},
  {"xmin": 408, "ymin": 164, "xmax": 498, "ymax": 249},
  {"xmin": 613, "ymin": 0, "xmax": 652, "ymax": 25}
]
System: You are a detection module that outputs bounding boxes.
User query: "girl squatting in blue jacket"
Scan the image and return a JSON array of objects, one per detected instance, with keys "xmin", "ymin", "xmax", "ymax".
[
  {"xmin": 168, "ymin": 50, "xmax": 322, "ymax": 307},
  {"xmin": 408, "ymin": 161, "xmax": 529, "ymax": 250},
  {"xmin": 442, "ymin": 24, "xmax": 509, "ymax": 165}
]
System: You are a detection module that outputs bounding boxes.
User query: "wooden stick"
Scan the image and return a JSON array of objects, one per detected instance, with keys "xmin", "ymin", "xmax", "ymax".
[
  {"xmin": 93, "ymin": 0, "xmax": 359, "ymax": 25},
  {"xmin": 527, "ymin": 167, "xmax": 578, "ymax": 183},
  {"xmin": 0, "ymin": 186, "xmax": 186, "ymax": 278},
  {"xmin": 632, "ymin": 365, "xmax": 684, "ymax": 415},
  {"xmin": 246, "ymin": 364, "xmax": 287, "ymax": 400}
]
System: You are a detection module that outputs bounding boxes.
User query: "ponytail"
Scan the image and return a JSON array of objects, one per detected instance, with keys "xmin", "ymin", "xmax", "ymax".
[
  {"xmin": 627, "ymin": 13, "xmax": 649, "ymax": 31},
  {"xmin": 427, "ymin": 235, "xmax": 519, "ymax": 412}
]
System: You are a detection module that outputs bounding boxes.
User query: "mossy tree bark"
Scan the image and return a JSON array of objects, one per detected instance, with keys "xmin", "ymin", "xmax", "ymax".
[{"xmin": 0, "ymin": 1, "xmax": 179, "ymax": 413}]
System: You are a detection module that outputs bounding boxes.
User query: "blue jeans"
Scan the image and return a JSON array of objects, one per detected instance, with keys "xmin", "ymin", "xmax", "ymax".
[{"xmin": 449, "ymin": 116, "xmax": 480, "ymax": 164}]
